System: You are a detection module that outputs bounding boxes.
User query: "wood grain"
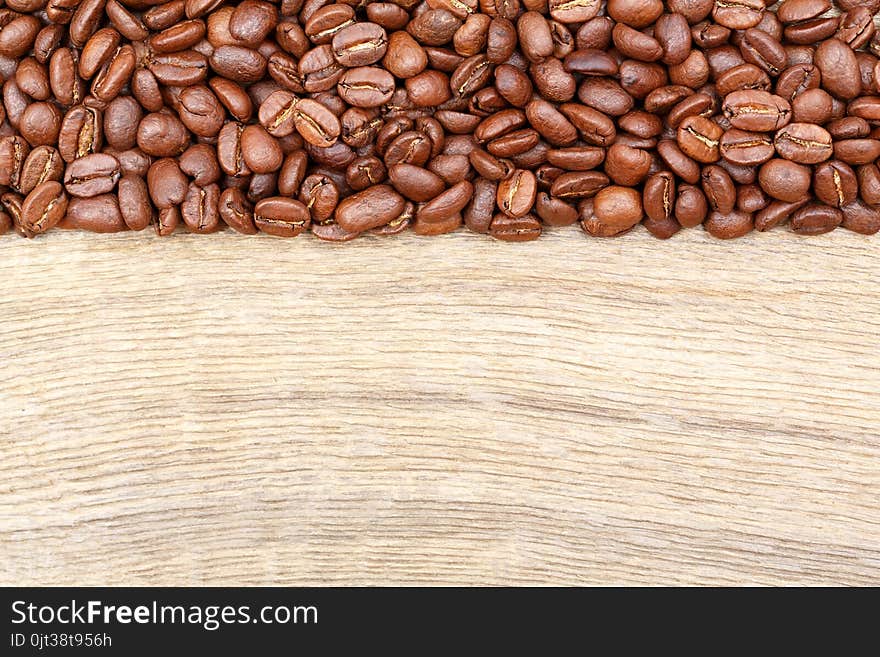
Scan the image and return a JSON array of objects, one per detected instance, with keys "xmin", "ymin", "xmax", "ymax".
[{"xmin": 1, "ymin": 227, "xmax": 878, "ymax": 586}]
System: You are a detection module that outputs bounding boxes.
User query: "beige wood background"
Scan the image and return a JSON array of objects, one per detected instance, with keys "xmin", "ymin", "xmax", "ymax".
[{"xmin": 0, "ymin": 227, "xmax": 878, "ymax": 586}]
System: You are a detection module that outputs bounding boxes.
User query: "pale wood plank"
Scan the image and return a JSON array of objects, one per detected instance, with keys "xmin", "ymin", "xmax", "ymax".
[{"xmin": 1, "ymin": 227, "xmax": 878, "ymax": 585}]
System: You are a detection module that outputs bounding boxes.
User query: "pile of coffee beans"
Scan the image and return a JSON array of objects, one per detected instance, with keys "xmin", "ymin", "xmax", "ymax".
[{"xmin": 2, "ymin": 0, "xmax": 880, "ymax": 240}]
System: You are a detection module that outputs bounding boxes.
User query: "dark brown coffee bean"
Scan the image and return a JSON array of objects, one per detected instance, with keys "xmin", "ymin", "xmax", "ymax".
[
  {"xmin": 241, "ymin": 124, "xmax": 283, "ymax": 174},
  {"xmin": 833, "ymin": 138, "xmax": 880, "ymax": 165},
  {"xmin": 789, "ymin": 202, "xmax": 842, "ymax": 235},
  {"xmin": 675, "ymin": 184, "xmax": 708, "ymax": 227},
  {"xmin": 704, "ymin": 209, "xmax": 753, "ymax": 239},
  {"xmin": 701, "ymin": 164, "xmax": 736, "ymax": 214},
  {"xmin": 19, "ymin": 146, "xmax": 65, "ymax": 195},
  {"xmin": 338, "ymin": 66, "xmax": 395, "ymax": 107},
  {"xmin": 549, "ymin": 171, "xmax": 610, "ymax": 200},
  {"xmin": 335, "ymin": 184, "xmax": 405, "ymax": 232},
  {"xmin": 758, "ymin": 158, "xmax": 811, "ymax": 202},
  {"xmin": 20, "ymin": 181, "xmax": 67, "ymax": 234},
  {"xmin": 857, "ymin": 164, "xmax": 880, "ymax": 206},
  {"xmin": 582, "ymin": 185, "xmax": 643, "ymax": 237},
  {"xmin": 605, "ymin": 143, "xmax": 652, "ymax": 186},
  {"xmin": 333, "ymin": 22, "xmax": 388, "ymax": 68},
  {"xmin": 739, "ymin": 27, "xmax": 786, "ymax": 76},
  {"xmin": 723, "ymin": 90, "xmax": 791, "ymax": 131},
  {"xmin": 497, "ymin": 169, "xmax": 537, "ymax": 217},
  {"xmin": 841, "ymin": 199, "xmax": 880, "ymax": 235},
  {"xmin": 458, "ymin": 177, "xmax": 495, "ymax": 233},
  {"xmin": 677, "ymin": 115, "xmax": 723, "ymax": 163},
  {"xmin": 137, "ymin": 112, "xmax": 190, "ymax": 157},
  {"xmin": 64, "ymin": 153, "xmax": 121, "ymax": 198},
  {"xmin": 181, "ymin": 182, "xmax": 221, "ymax": 233},
  {"xmin": 712, "ymin": 0, "xmax": 764, "ymax": 31},
  {"xmin": 773, "ymin": 122, "xmax": 832, "ymax": 164},
  {"xmin": 388, "ymin": 163, "xmax": 446, "ymax": 202},
  {"xmin": 103, "ymin": 97, "xmax": 141, "ymax": 151},
  {"xmin": 254, "ymin": 196, "xmax": 310, "ymax": 237},
  {"xmin": 658, "ymin": 139, "xmax": 702, "ymax": 184},
  {"xmin": 736, "ymin": 184, "xmax": 769, "ymax": 214},
  {"xmin": 816, "ymin": 39, "xmax": 859, "ymax": 98},
  {"xmin": 296, "ymin": 173, "xmax": 338, "ymax": 221},
  {"xmin": 218, "ymin": 187, "xmax": 257, "ymax": 234},
  {"xmin": 230, "ymin": 0, "xmax": 277, "ymax": 45},
  {"xmin": 62, "ymin": 194, "xmax": 127, "ymax": 233},
  {"xmin": 720, "ymin": 128, "xmax": 774, "ymax": 166},
  {"xmin": 117, "ymin": 173, "xmax": 153, "ymax": 231},
  {"xmin": 148, "ymin": 157, "xmax": 188, "ymax": 209},
  {"xmin": 715, "ymin": 63, "xmax": 771, "ymax": 97},
  {"xmin": 643, "ymin": 171, "xmax": 676, "ymax": 223},
  {"xmin": 812, "ymin": 161, "xmax": 858, "ymax": 208},
  {"xmin": 489, "ymin": 212, "xmax": 542, "ymax": 241},
  {"xmin": 210, "ymin": 45, "xmax": 266, "ymax": 84},
  {"xmin": 406, "ymin": 69, "xmax": 452, "ymax": 107},
  {"xmin": 417, "ymin": 180, "xmax": 473, "ymax": 223}
]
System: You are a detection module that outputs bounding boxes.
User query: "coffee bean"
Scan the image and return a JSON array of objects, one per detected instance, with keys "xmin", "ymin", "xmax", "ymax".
[
  {"xmin": 181, "ymin": 182, "xmax": 221, "ymax": 233},
  {"xmin": 759, "ymin": 158, "xmax": 812, "ymax": 202},
  {"xmin": 773, "ymin": 122, "xmax": 832, "ymax": 164},
  {"xmin": 118, "ymin": 173, "xmax": 152, "ymax": 231},
  {"xmin": 677, "ymin": 115, "xmax": 723, "ymax": 163},
  {"xmin": 254, "ymin": 196, "xmax": 310, "ymax": 237},
  {"xmin": 583, "ymin": 185, "xmax": 643, "ymax": 236},
  {"xmin": 497, "ymin": 169, "xmax": 537, "ymax": 217},
  {"xmin": 841, "ymin": 200, "xmax": 880, "ymax": 235},
  {"xmin": 790, "ymin": 202, "xmax": 842, "ymax": 235},
  {"xmin": 335, "ymin": 184, "xmax": 405, "ymax": 233},
  {"xmin": 704, "ymin": 209, "xmax": 754, "ymax": 239},
  {"xmin": 62, "ymin": 194, "xmax": 127, "ymax": 232},
  {"xmin": 21, "ymin": 181, "xmax": 68, "ymax": 234},
  {"xmin": 675, "ymin": 184, "xmax": 708, "ymax": 227},
  {"xmin": 489, "ymin": 212, "xmax": 542, "ymax": 241},
  {"xmin": 723, "ymin": 90, "xmax": 791, "ymax": 132},
  {"xmin": 64, "ymin": 153, "xmax": 122, "ymax": 198}
]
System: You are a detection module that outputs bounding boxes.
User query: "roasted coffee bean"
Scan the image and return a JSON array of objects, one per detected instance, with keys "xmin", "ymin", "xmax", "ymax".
[
  {"xmin": 841, "ymin": 199, "xmax": 880, "ymax": 235},
  {"xmin": 790, "ymin": 202, "xmax": 842, "ymax": 235},
  {"xmin": 389, "ymin": 163, "xmax": 446, "ymax": 202},
  {"xmin": 148, "ymin": 157, "xmax": 188, "ymax": 209},
  {"xmin": 137, "ymin": 112, "xmax": 190, "ymax": 157},
  {"xmin": 720, "ymin": 128, "xmax": 774, "ymax": 166},
  {"xmin": 701, "ymin": 164, "xmax": 736, "ymax": 214},
  {"xmin": 733, "ymin": 183, "xmax": 768, "ymax": 215},
  {"xmin": 338, "ymin": 66, "xmax": 395, "ymax": 108},
  {"xmin": 181, "ymin": 182, "xmax": 220, "ymax": 233},
  {"xmin": 219, "ymin": 187, "xmax": 257, "ymax": 234},
  {"xmin": 815, "ymin": 38, "xmax": 861, "ymax": 100},
  {"xmin": 61, "ymin": 194, "xmax": 127, "ymax": 232},
  {"xmin": 759, "ymin": 158, "xmax": 812, "ymax": 202},
  {"xmin": 489, "ymin": 213, "xmax": 542, "ymax": 241},
  {"xmin": 19, "ymin": 146, "xmax": 65, "ymax": 195},
  {"xmin": 704, "ymin": 209, "xmax": 754, "ymax": 239},
  {"xmin": 643, "ymin": 171, "xmax": 676, "ymax": 223},
  {"xmin": 675, "ymin": 184, "xmax": 708, "ymax": 227},
  {"xmin": 582, "ymin": 185, "xmax": 643, "ymax": 237},
  {"xmin": 335, "ymin": 184, "xmax": 405, "ymax": 232},
  {"xmin": 723, "ymin": 90, "xmax": 791, "ymax": 131},
  {"xmin": 21, "ymin": 181, "xmax": 68, "ymax": 234},
  {"xmin": 254, "ymin": 196, "xmax": 310, "ymax": 237},
  {"xmin": 64, "ymin": 153, "xmax": 122, "ymax": 198},
  {"xmin": 497, "ymin": 169, "xmax": 537, "ymax": 217},
  {"xmin": 773, "ymin": 123, "xmax": 832, "ymax": 164},
  {"xmin": 677, "ymin": 115, "xmax": 723, "ymax": 163},
  {"xmin": 117, "ymin": 173, "xmax": 152, "ymax": 231},
  {"xmin": 813, "ymin": 161, "xmax": 858, "ymax": 208}
]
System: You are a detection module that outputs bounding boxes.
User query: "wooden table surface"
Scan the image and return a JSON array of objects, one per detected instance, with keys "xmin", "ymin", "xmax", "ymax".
[{"xmin": 1, "ymin": 227, "xmax": 878, "ymax": 586}]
